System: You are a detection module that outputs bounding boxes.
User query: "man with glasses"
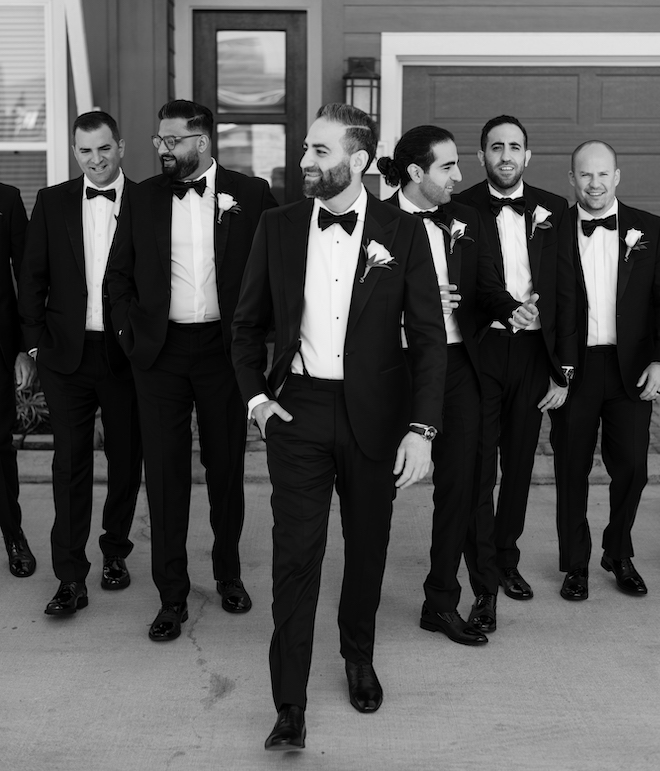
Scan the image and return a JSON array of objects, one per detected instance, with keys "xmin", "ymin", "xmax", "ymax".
[{"xmin": 107, "ymin": 99, "xmax": 277, "ymax": 641}]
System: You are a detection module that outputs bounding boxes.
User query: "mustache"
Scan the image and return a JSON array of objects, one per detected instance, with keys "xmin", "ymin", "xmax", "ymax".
[{"xmin": 301, "ymin": 165, "xmax": 321, "ymax": 175}]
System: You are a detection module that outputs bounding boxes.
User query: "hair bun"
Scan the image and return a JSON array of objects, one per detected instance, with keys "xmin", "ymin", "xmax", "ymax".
[{"xmin": 376, "ymin": 156, "xmax": 401, "ymax": 187}]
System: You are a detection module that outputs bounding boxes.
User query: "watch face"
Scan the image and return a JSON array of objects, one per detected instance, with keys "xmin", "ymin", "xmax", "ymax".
[{"xmin": 425, "ymin": 427, "xmax": 438, "ymax": 440}]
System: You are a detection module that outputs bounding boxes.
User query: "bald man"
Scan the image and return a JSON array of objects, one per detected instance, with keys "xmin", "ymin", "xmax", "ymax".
[{"xmin": 550, "ymin": 141, "xmax": 660, "ymax": 601}]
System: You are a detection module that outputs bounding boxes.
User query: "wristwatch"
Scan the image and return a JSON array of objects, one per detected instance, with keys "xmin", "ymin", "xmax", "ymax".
[
  {"xmin": 561, "ymin": 365, "xmax": 575, "ymax": 384},
  {"xmin": 409, "ymin": 424, "xmax": 438, "ymax": 441}
]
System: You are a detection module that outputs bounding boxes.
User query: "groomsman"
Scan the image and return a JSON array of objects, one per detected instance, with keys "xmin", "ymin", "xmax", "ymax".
[
  {"xmin": 19, "ymin": 112, "xmax": 142, "ymax": 615},
  {"xmin": 232, "ymin": 104, "xmax": 446, "ymax": 750},
  {"xmin": 378, "ymin": 125, "xmax": 537, "ymax": 639},
  {"xmin": 455, "ymin": 115, "xmax": 577, "ymax": 603},
  {"xmin": 551, "ymin": 140, "xmax": 660, "ymax": 600},
  {"xmin": 107, "ymin": 100, "xmax": 277, "ymax": 641},
  {"xmin": 0, "ymin": 182, "xmax": 37, "ymax": 577}
]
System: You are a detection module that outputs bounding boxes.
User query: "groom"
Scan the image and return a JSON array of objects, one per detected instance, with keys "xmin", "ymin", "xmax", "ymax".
[{"xmin": 232, "ymin": 103, "xmax": 446, "ymax": 751}]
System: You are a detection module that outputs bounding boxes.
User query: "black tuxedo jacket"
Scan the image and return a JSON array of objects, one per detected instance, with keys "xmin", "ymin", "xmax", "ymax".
[
  {"xmin": 569, "ymin": 201, "xmax": 660, "ymax": 399},
  {"xmin": 0, "ymin": 183, "xmax": 27, "ymax": 371},
  {"xmin": 231, "ymin": 194, "xmax": 447, "ymax": 461},
  {"xmin": 19, "ymin": 176, "xmax": 132, "ymax": 376},
  {"xmin": 107, "ymin": 163, "xmax": 278, "ymax": 369},
  {"xmin": 385, "ymin": 193, "xmax": 520, "ymax": 382},
  {"xmin": 454, "ymin": 180, "xmax": 577, "ymax": 385}
]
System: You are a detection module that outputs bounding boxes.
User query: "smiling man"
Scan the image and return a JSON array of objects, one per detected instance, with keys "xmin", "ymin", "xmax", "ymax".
[
  {"xmin": 454, "ymin": 115, "xmax": 577, "ymax": 609},
  {"xmin": 550, "ymin": 141, "xmax": 660, "ymax": 601},
  {"xmin": 107, "ymin": 100, "xmax": 277, "ymax": 642},
  {"xmin": 19, "ymin": 111, "xmax": 143, "ymax": 616},
  {"xmin": 232, "ymin": 104, "xmax": 446, "ymax": 750}
]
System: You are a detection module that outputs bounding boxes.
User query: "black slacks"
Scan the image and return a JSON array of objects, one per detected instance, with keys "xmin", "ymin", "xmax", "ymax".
[
  {"xmin": 265, "ymin": 375, "xmax": 397, "ymax": 711},
  {"xmin": 0, "ymin": 356, "xmax": 22, "ymax": 541},
  {"xmin": 550, "ymin": 346, "xmax": 651, "ymax": 572},
  {"xmin": 132, "ymin": 321, "xmax": 247, "ymax": 603},
  {"xmin": 38, "ymin": 339, "xmax": 142, "ymax": 582},
  {"xmin": 465, "ymin": 329, "xmax": 549, "ymax": 595},
  {"xmin": 424, "ymin": 344, "xmax": 480, "ymax": 612}
]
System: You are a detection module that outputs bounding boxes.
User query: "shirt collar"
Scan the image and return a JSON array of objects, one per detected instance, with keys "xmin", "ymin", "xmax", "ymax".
[
  {"xmin": 397, "ymin": 189, "xmax": 440, "ymax": 215},
  {"xmin": 314, "ymin": 184, "xmax": 368, "ymax": 223},
  {"xmin": 577, "ymin": 198, "xmax": 618, "ymax": 222},
  {"xmin": 193, "ymin": 158, "xmax": 216, "ymax": 192},
  {"xmin": 83, "ymin": 167, "xmax": 125, "ymax": 194},
  {"xmin": 488, "ymin": 180, "xmax": 524, "ymax": 200}
]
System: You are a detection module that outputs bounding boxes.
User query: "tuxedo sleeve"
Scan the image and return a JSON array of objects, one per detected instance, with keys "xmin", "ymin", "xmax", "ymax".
[
  {"xmin": 18, "ymin": 189, "xmax": 50, "ymax": 352},
  {"xmin": 402, "ymin": 217, "xmax": 447, "ymax": 431},
  {"xmin": 472, "ymin": 211, "xmax": 519, "ymax": 326},
  {"xmin": 553, "ymin": 200, "xmax": 578, "ymax": 369},
  {"xmin": 8, "ymin": 188, "xmax": 28, "ymax": 284},
  {"xmin": 106, "ymin": 186, "xmax": 138, "ymax": 351}
]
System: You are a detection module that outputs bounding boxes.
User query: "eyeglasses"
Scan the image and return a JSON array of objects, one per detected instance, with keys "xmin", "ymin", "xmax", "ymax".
[{"xmin": 151, "ymin": 134, "xmax": 204, "ymax": 151}]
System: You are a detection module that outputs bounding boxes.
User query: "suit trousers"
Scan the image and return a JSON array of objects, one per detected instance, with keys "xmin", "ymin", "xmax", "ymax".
[
  {"xmin": 0, "ymin": 358, "xmax": 22, "ymax": 541},
  {"xmin": 465, "ymin": 329, "xmax": 549, "ymax": 594},
  {"xmin": 424, "ymin": 344, "xmax": 480, "ymax": 612},
  {"xmin": 131, "ymin": 321, "xmax": 247, "ymax": 603},
  {"xmin": 265, "ymin": 374, "xmax": 397, "ymax": 711},
  {"xmin": 38, "ymin": 339, "xmax": 142, "ymax": 582},
  {"xmin": 550, "ymin": 346, "xmax": 651, "ymax": 572}
]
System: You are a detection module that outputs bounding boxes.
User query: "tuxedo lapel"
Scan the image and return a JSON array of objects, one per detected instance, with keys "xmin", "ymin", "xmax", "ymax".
[
  {"xmin": 214, "ymin": 164, "xmax": 237, "ymax": 275},
  {"xmin": 524, "ymin": 188, "xmax": 542, "ymax": 286},
  {"xmin": 569, "ymin": 206, "xmax": 588, "ymax": 298},
  {"xmin": 617, "ymin": 204, "xmax": 642, "ymax": 301},
  {"xmin": 153, "ymin": 178, "xmax": 174, "ymax": 279},
  {"xmin": 346, "ymin": 197, "xmax": 400, "ymax": 337},
  {"xmin": 282, "ymin": 199, "xmax": 314, "ymax": 333},
  {"xmin": 443, "ymin": 203, "xmax": 462, "ymax": 286},
  {"xmin": 63, "ymin": 178, "xmax": 85, "ymax": 279},
  {"xmin": 472, "ymin": 182, "xmax": 505, "ymax": 278}
]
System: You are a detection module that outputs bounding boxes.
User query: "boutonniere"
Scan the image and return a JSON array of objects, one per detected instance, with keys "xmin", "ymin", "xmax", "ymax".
[
  {"xmin": 216, "ymin": 192, "xmax": 241, "ymax": 224},
  {"xmin": 623, "ymin": 228, "xmax": 647, "ymax": 262},
  {"xmin": 439, "ymin": 219, "xmax": 473, "ymax": 255},
  {"xmin": 359, "ymin": 240, "xmax": 398, "ymax": 283},
  {"xmin": 530, "ymin": 205, "xmax": 552, "ymax": 240}
]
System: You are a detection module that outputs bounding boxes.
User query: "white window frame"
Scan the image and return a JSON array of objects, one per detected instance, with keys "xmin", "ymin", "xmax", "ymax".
[{"xmin": 379, "ymin": 32, "xmax": 660, "ymax": 198}]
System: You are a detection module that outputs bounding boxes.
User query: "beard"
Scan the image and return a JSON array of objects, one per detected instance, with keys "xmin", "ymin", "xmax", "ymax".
[
  {"xmin": 160, "ymin": 147, "xmax": 200, "ymax": 180},
  {"xmin": 484, "ymin": 157, "xmax": 525, "ymax": 193},
  {"xmin": 302, "ymin": 158, "xmax": 352, "ymax": 200}
]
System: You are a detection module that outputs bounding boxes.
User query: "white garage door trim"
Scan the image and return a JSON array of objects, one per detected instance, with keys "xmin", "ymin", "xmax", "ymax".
[{"xmin": 379, "ymin": 32, "xmax": 660, "ymax": 198}]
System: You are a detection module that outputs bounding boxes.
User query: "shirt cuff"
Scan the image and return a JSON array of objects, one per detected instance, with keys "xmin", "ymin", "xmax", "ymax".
[{"xmin": 247, "ymin": 393, "xmax": 269, "ymax": 420}]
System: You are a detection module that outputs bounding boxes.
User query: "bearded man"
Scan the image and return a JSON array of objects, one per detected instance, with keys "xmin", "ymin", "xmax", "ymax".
[
  {"xmin": 232, "ymin": 103, "xmax": 446, "ymax": 750},
  {"xmin": 107, "ymin": 100, "xmax": 277, "ymax": 641}
]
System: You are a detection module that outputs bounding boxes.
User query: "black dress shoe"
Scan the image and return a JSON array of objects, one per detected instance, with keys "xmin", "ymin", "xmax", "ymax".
[
  {"xmin": 468, "ymin": 593, "xmax": 497, "ymax": 633},
  {"xmin": 499, "ymin": 567, "xmax": 533, "ymax": 600},
  {"xmin": 148, "ymin": 602, "xmax": 189, "ymax": 642},
  {"xmin": 45, "ymin": 582, "xmax": 88, "ymax": 615},
  {"xmin": 4, "ymin": 529, "xmax": 36, "ymax": 577},
  {"xmin": 216, "ymin": 577, "xmax": 252, "ymax": 613},
  {"xmin": 601, "ymin": 554, "xmax": 647, "ymax": 595},
  {"xmin": 264, "ymin": 704, "xmax": 306, "ymax": 751},
  {"xmin": 345, "ymin": 660, "xmax": 383, "ymax": 713},
  {"xmin": 560, "ymin": 568, "xmax": 589, "ymax": 601},
  {"xmin": 101, "ymin": 556, "xmax": 130, "ymax": 590},
  {"xmin": 420, "ymin": 603, "xmax": 488, "ymax": 645}
]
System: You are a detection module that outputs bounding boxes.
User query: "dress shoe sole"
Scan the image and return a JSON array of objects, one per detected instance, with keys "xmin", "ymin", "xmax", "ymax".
[
  {"xmin": 45, "ymin": 595, "xmax": 89, "ymax": 616},
  {"xmin": 265, "ymin": 727, "xmax": 306, "ymax": 751},
  {"xmin": 601, "ymin": 557, "xmax": 647, "ymax": 596},
  {"xmin": 560, "ymin": 589, "xmax": 588, "ymax": 601},
  {"xmin": 148, "ymin": 610, "xmax": 189, "ymax": 642},
  {"xmin": 420, "ymin": 618, "xmax": 488, "ymax": 646}
]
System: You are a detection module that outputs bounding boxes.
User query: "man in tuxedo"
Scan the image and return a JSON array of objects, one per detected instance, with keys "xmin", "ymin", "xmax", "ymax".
[
  {"xmin": 107, "ymin": 100, "xmax": 277, "ymax": 641},
  {"xmin": 0, "ymin": 182, "xmax": 37, "ymax": 577},
  {"xmin": 550, "ymin": 140, "xmax": 660, "ymax": 600},
  {"xmin": 19, "ymin": 112, "xmax": 142, "ymax": 615},
  {"xmin": 378, "ymin": 125, "xmax": 540, "ymax": 640},
  {"xmin": 455, "ymin": 115, "xmax": 577, "ymax": 604},
  {"xmin": 232, "ymin": 103, "xmax": 446, "ymax": 751}
]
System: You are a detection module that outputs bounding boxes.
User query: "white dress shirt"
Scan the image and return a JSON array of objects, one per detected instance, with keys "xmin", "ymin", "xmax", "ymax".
[
  {"xmin": 576, "ymin": 199, "xmax": 619, "ymax": 347},
  {"xmin": 490, "ymin": 182, "xmax": 540, "ymax": 331},
  {"xmin": 169, "ymin": 159, "xmax": 221, "ymax": 323},
  {"xmin": 397, "ymin": 190, "xmax": 462, "ymax": 345},
  {"xmin": 82, "ymin": 170, "xmax": 125, "ymax": 332}
]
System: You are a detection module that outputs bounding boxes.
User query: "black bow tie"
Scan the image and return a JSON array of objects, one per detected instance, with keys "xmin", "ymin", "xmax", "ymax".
[
  {"xmin": 86, "ymin": 187, "xmax": 116, "ymax": 202},
  {"xmin": 415, "ymin": 209, "xmax": 445, "ymax": 227},
  {"xmin": 490, "ymin": 196, "xmax": 526, "ymax": 217},
  {"xmin": 171, "ymin": 178, "xmax": 207, "ymax": 200},
  {"xmin": 581, "ymin": 214, "xmax": 617, "ymax": 237},
  {"xmin": 318, "ymin": 208, "xmax": 358, "ymax": 235}
]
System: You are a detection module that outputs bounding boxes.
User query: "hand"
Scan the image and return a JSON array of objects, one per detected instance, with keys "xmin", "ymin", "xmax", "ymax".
[
  {"xmin": 252, "ymin": 399, "xmax": 293, "ymax": 439},
  {"xmin": 439, "ymin": 284, "xmax": 461, "ymax": 314},
  {"xmin": 14, "ymin": 352, "xmax": 37, "ymax": 391},
  {"xmin": 393, "ymin": 431, "xmax": 432, "ymax": 490},
  {"xmin": 537, "ymin": 377, "xmax": 568, "ymax": 412},
  {"xmin": 509, "ymin": 292, "xmax": 540, "ymax": 330},
  {"xmin": 637, "ymin": 361, "xmax": 660, "ymax": 401}
]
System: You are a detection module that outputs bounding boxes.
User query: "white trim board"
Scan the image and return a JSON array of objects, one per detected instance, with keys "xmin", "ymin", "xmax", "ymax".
[{"xmin": 379, "ymin": 32, "xmax": 660, "ymax": 198}]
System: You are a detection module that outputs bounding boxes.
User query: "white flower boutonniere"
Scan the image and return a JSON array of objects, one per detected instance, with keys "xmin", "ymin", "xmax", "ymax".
[
  {"xmin": 359, "ymin": 240, "xmax": 398, "ymax": 283},
  {"xmin": 530, "ymin": 205, "xmax": 552, "ymax": 240},
  {"xmin": 440, "ymin": 219, "xmax": 473, "ymax": 255},
  {"xmin": 623, "ymin": 228, "xmax": 646, "ymax": 262},
  {"xmin": 216, "ymin": 192, "xmax": 241, "ymax": 224}
]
